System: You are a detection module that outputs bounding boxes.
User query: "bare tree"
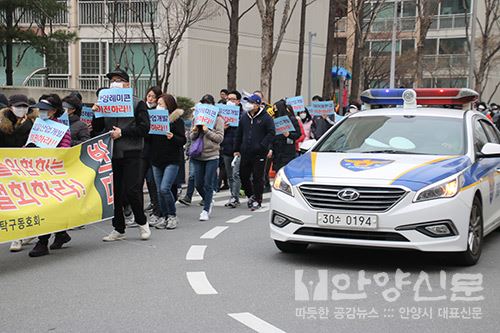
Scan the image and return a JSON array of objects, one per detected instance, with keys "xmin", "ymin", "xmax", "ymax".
[
  {"xmin": 414, "ymin": 0, "xmax": 441, "ymax": 87},
  {"xmin": 294, "ymin": 0, "xmax": 317, "ymax": 96},
  {"xmin": 347, "ymin": 0, "xmax": 386, "ymax": 101},
  {"xmin": 214, "ymin": 0, "xmax": 256, "ymax": 91},
  {"xmin": 464, "ymin": 0, "xmax": 500, "ymax": 102},
  {"xmin": 256, "ymin": 0, "xmax": 299, "ymax": 101},
  {"xmin": 159, "ymin": 0, "xmax": 215, "ymax": 91}
]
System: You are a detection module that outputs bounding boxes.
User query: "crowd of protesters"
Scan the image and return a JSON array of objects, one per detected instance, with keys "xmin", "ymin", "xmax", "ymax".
[{"xmin": 2, "ymin": 66, "xmax": 499, "ymax": 258}]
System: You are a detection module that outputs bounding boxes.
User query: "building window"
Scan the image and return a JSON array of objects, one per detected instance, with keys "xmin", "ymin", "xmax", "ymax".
[
  {"xmin": 439, "ymin": 38, "xmax": 466, "ymax": 55},
  {"xmin": 46, "ymin": 42, "xmax": 69, "ymax": 74},
  {"xmin": 401, "ymin": 39, "xmax": 415, "ymax": 53},
  {"xmin": 440, "ymin": 0, "xmax": 469, "ymax": 15},
  {"xmin": 423, "ymin": 39, "xmax": 438, "ymax": 55},
  {"xmin": 81, "ymin": 42, "xmax": 107, "ymax": 75}
]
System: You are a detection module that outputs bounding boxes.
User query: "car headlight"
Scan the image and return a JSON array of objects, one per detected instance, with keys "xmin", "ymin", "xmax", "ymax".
[
  {"xmin": 414, "ymin": 175, "xmax": 464, "ymax": 202},
  {"xmin": 273, "ymin": 168, "xmax": 294, "ymax": 196}
]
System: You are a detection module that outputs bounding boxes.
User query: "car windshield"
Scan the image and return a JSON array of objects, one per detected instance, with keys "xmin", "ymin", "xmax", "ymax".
[{"xmin": 315, "ymin": 115, "xmax": 465, "ymax": 155}]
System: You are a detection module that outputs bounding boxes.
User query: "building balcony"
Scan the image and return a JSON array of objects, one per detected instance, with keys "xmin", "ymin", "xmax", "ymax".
[
  {"xmin": 366, "ymin": 13, "xmax": 469, "ymax": 33},
  {"xmin": 78, "ymin": 0, "xmax": 158, "ymax": 26},
  {"xmin": 422, "ymin": 54, "xmax": 469, "ymax": 69}
]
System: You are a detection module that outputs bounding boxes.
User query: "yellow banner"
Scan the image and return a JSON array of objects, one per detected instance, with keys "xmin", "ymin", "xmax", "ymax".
[{"xmin": 0, "ymin": 133, "xmax": 114, "ymax": 243}]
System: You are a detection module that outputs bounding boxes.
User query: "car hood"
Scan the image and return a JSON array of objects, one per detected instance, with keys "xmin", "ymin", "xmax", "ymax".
[{"xmin": 283, "ymin": 152, "xmax": 471, "ymax": 191}]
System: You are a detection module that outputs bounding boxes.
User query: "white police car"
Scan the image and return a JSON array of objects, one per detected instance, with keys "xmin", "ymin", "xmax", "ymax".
[{"xmin": 270, "ymin": 88, "xmax": 500, "ymax": 265}]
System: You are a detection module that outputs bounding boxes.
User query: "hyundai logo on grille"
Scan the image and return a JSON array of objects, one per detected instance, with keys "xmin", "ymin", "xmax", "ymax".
[{"xmin": 337, "ymin": 188, "xmax": 360, "ymax": 201}]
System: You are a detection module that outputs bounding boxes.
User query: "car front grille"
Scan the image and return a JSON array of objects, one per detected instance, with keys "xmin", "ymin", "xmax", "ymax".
[
  {"xmin": 295, "ymin": 227, "xmax": 410, "ymax": 242},
  {"xmin": 299, "ymin": 184, "xmax": 407, "ymax": 212}
]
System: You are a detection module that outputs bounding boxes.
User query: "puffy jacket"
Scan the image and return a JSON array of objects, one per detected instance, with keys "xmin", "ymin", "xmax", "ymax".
[
  {"xmin": 150, "ymin": 109, "xmax": 186, "ymax": 167},
  {"xmin": 0, "ymin": 108, "xmax": 35, "ymax": 147},
  {"xmin": 271, "ymin": 102, "xmax": 301, "ymax": 171},
  {"xmin": 69, "ymin": 113, "xmax": 91, "ymax": 146},
  {"xmin": 311, "ymin": 115, "xmax": 335, "ymax": 139},
  {"xmin": 234, "ymin": 107, "xmax": 275, "ymax": 157},
  {"xmin": 190, "ymin": 116, "xmax": 225, "ymax": 161}
]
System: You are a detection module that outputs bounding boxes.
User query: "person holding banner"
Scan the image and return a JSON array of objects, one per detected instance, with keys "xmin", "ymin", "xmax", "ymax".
[
  {"xmin": 271, "ymin": 100, "xmax": 302, "ymax": 172},
  {"xmin": 0, "ymin": 94, "xmax": 38, "ymax": 252},
  {"xmin": 62, "ymin": 95, "xmax": 90, "ymax": 146},
  {"xmin": 190, "ymin": 94, "xmax": 225, "ymax": 221},
  {"xmin": 150, "ymin": 94, "xmax": 186, "ymax": 230},
  {"xmin": 234, "ymin": 94, "xmax": 275, "ymax": 211},
  {"xmin": 220, "ymin": 90, "xmax": 243, "ymax": 208},
  {"xmin": 92, "ymin": 66, "xmax": 152, "ymax": 242},
  {"xmin": 28, "ymin": 94, "xmax": 73, "ymax": 257}
]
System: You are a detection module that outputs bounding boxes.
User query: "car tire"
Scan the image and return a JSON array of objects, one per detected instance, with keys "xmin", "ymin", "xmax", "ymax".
[
  {"xmin": 454, "ymin": 196, "xmax": 483, "ymax": 266},
  {"xmin": 274, "ymin": 240, "xmax": 309, "ymax": 253}
]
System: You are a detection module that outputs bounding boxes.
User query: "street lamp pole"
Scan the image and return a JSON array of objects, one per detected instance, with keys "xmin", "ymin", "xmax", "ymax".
[
  {"xmin": 308, "ymin": 31, "xmax": 317, "ymax": 104},
  {"xmin": 468, "ymin": 0, "xmax": 477, "ymax": 90},
  {"xmin": 389, "ymin": 0, "xmax": 399, "ymax": 88}
]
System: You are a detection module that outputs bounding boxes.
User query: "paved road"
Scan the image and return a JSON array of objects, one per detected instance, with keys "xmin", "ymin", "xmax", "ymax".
[{"xmin": 1, "ymin": 190, "xmax": 499, "ymax": 332}]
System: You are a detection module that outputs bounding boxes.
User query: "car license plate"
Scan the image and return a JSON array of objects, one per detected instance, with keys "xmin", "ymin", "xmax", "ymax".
[{"xmin": 317, "ymin": 212, "xmax": 378, "ymax": 229}]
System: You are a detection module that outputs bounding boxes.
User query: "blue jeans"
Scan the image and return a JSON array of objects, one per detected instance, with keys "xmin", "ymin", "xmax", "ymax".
[
  {"xmin": 185, "ymin": 159, "xmax": 196, "ymax": 200},
  {"xmin": 152, "ymin": 164, "xmax": 180, "ymax": 217},
  {"xmin": 192, "ymin": 158, "xmax": 218, "ymax": 212}
]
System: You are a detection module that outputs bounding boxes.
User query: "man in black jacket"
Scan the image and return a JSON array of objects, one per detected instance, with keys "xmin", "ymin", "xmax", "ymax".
[
  {"xmin": 234, "ymin": 94, "xmax": 275, "ymax": 211},
  {"xmin": 93, "ymin": 66, "xmax": 151, "ymax": 242}
]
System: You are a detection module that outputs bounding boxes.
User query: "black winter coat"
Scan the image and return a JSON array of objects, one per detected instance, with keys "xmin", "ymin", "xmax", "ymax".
[
  {"xmin": 69, "ymin": 114, "xmax": 91, "ymax": 146},
  {"xmin": 0, "ymin": 108, "xmax": 34, "ymax": 148},
  {"xmin": 150, "ymin": 109, "xmax": 187, "ymax": 167},
  {"xmin": 272, "ymin": 113, "xmax": 301, "ymax": 172},
  {"xmin": 234, "ymin": 108, "xmax": 275, "ymax": 157}
]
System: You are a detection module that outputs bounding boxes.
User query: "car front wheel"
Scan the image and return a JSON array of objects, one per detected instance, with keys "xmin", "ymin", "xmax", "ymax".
[
  {"xmin": 454, "ymin": 196, "xmax": 483, "ymax": 266},
  {"xmin": 274, "ymin": 240, "xmax": 309, "ymax": 253}
]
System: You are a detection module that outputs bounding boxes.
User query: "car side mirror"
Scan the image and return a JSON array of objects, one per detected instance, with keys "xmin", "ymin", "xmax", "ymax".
[
  {"xmin": 299, "ymin": 139, "xmax": 317, "ymax": 153},
  {"xmin": 478, "ymin": 143, "xmax": 500, "ymax": 158}
]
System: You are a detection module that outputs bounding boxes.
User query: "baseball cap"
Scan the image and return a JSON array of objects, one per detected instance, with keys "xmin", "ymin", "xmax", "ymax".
[
  {"xmin": 8, "ymin": 94, "xmax": 29, "ymax": 107},
  {"xmin": 243, "ymin": 94, "xmax": 262, "ymax": 105},
  {"xmin": 0, "ymin": 93, "xmax": 8, "ymax": 108},
  {"xmin": 106, "ymin": 65, "xmax": 130, "ymax": 82}
]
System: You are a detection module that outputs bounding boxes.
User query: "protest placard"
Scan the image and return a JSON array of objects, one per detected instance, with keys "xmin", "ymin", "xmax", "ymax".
[
  {"xmin": 194, "ymin": 104, "xmax": 219, "ymax": 129},
  {"xmin": 217, "ymin": 103, "xmax": 240, "ymax": 127},
  {"xmin": 274, "ymin": 116, "xmax": 295, "ymax": 135},
  {"xmin": 286, "ymin": 96, "xmax": 305, "ymax": 114},
  {"xmin": 26, "ymin": 118, "xmax": 70, "ymax": 148},
  {"xmin": 148, "ymin": 109, "xmax": 170, "ymax": 135},
  {"xmin": 95, "ymin": 88, "xmax": 134, "ymax": 118},
  {"xmin": 59, "ymin": 111, "xmax": 70, "ymax": 127},
  {"xmin": 0, "ymin": 133, "xmax": 114, "ymax": 244},
  {"xmin": 80, "ymin": 106, "xmax": 94, "ymax": 126},
  {"xmin": 310, "ymin": 101, "xmax": 335, "ymax": 116}
]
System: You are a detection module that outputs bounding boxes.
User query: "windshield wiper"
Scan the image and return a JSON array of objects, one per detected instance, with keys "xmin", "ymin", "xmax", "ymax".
[{"xmin": 361, "ymin": 149, "xmax": 415, "ymax": 154}]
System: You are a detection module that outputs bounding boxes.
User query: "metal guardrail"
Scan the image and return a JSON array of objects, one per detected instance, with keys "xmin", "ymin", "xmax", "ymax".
[
  {"xmin": 0, "ymin": 1, "xmax": 68, "ymax": 26},
  {"xmin": 422, "ymin": 55, "xmax": 469, "ymax": 69},
  {"xmin": 367, "ymin": 13, "xmax": 468, "ymax": 33},
  {"xmin": 24, "ymin": 74, "xmax": 70, "ymax": 89},
  {"xmin": 78, "ymin": 75, "xmax": 153, "ymax": 98}
]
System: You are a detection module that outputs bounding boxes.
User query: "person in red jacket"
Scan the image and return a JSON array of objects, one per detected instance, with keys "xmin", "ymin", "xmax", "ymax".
[{"xmin": 29, "ymin": 94, "xmax": 72, "ymax": 257}]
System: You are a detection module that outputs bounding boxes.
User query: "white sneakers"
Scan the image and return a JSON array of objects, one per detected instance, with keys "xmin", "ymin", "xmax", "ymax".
[
  {"xmin": 139, "ymin": 223, "xmax": 151, "ymax": 240},
  {"xmin": 149, "ymin": 214, "xmax": 163, "ymax": 227},
  {"xmin": 9, "ymin": 240, "xmax": 22, "ymax": 252},
  {"xmin": 103, "ymin": 230, "xmax": 126, "ymax": 242},
  {"xmin": 154, "ymin": 217, "xmax": 167, "ymax": 229},
  {"xmin": 125, "ymin": 215, "xmax": 138, "ymax": 228},
  {"xmin": 199, "ymin": 210, "xmax": 209, "ymax": 221},
  {"xmin": 166, "ymin": 216, "xmax": 178, "ymax": 229}
]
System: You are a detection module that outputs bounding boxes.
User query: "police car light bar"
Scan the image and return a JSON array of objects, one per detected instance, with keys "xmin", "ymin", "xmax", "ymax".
[{"xmin": 360, "ymin": 88, "xmax": 478, "ymax": 109}]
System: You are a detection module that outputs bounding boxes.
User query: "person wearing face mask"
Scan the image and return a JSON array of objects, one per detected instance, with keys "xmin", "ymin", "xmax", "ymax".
[
  {"xmin": 0, "ymin": 94, "xmax": 39, "ymax": 253},
  {"xmin": 220, "ymin": 90, "xmax": 243, "ymax": 208},
  {"xmin": 150, "ymin": 94, "xmax": 186, "ymax": 229},
  {"xmin": 271, "ymin": 100, "xmax": 302, "ymax": 173},
  {"xmin": 140, "ymin": 86, "xmax": 163, "ymax": 227},
  {"xmin": 28, "ymin": 94, "xmax": 72, "ymax": 257},
  {"xmin": 476, "ymin": 102, "xmax": 492, "ymax": 121},
  {"xmin": 190, "ymin": 94, "xmax": 225, "ymax": 221},
  {"xmin": 62, "ymin": 95, "xmax": 90, "ymax": 146},
  {"xmin": 297, "ymin": 108, "xmax": 313, "ymax": 140},
  {"xmin": 234, "ymin": 94, "xmax": 275, "ymax": 211},
  {"xmin": 92, "ymin": 65, "xmax": 151, "ymax": 242},
  {"xmin": 490, "ymin": 103, "xmax": 500, "ymax": 130}
]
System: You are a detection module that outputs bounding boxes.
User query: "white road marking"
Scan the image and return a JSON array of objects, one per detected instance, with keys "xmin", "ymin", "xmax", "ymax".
[
  {"xmin": 186, "ymin": 245, "xmax": 207, "ymax": 260},
  {"xmin": 228, "ymin": 313, "xmax": 286, "ymax": 333},
  {"xmin": 226, "ymin": 215, "xmax": 252, "ymax": 224},
  {"xmin": 186, "ymin": 272, "xmax": 218, "ymax": 295},
  {"xmin": 256, "ymin": 206, "xmax": 270, "ymax": 213},
  {"xmin": 200, "ymin": 226, "xmax": 229, "ymax": 239}
]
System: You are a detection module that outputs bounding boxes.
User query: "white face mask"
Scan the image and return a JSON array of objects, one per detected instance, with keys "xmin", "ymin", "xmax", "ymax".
[
  {"xmin": 156, "ymin": 106, "xmax": 166, "ymax": 110},
  {"xmin": 12, "ymin": 106, "xmax": 28, "ymax": 118},
  {"xmin": 242, "ymin": 102, "xmax": 254, "ymax": 112},
  {"xmin": 226, "ymin": 101, "xmax": 237, "ymax": 106},
  {"xmin": 299, "ymin": 113, "xmax": 307, "ymax": 120},
  {"xmin": 147, "ymin": 102, "xmax": 157, "ymax": 109},
  {"xmin": 39, "ymin": 110, "xmax": 49, "ymax": 120},
  {"xmin": 110, "ymin": 81, "xmax": 125, "ymax": 89}
]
